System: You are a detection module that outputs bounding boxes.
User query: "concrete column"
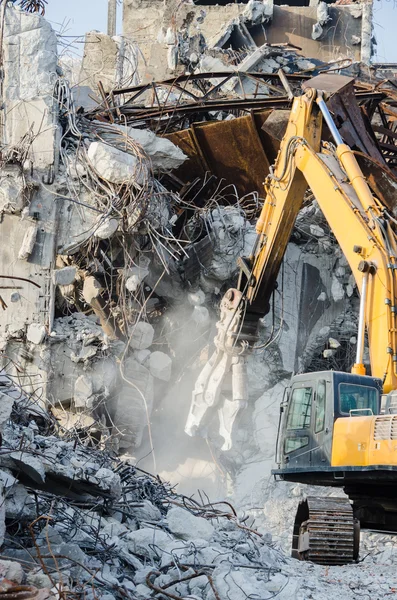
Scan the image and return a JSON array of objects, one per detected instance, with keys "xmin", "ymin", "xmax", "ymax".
[
  {"xmin": 108, "ymin": 0, "xmax": 117, "ymax": 37},
  {"xmin": 361, "ymin": 3, "xmax": 373, "ymax": 66}
]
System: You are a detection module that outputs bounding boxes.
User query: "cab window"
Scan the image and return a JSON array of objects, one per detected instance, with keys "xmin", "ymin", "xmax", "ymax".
[
  {"xmin": 287, "ymin": 387, "xmax": 312, "ymax": 430},
  {"xmin": 339, "ymin": 383, "xmax": 378, "ymax": 415},
  {"xmin": 284, "ymin": 436, "xmax": 309, "ymax": 454},
  {"xmin": 315, "ymin": 380, "xmax": 326, "ymax": 433}
]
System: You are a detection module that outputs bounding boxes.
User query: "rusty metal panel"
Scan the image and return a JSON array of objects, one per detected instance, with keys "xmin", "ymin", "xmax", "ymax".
[
  {"xmin": 165, "ymin": 111, "xmax": 272, "ymax": 196},
  {"xmin": 327, "ymin": 81, "xmax": 386, "ymax": 165},
  {"xmin": 164, "ymin": 129, "xmax": 208, "ymax": 182}
]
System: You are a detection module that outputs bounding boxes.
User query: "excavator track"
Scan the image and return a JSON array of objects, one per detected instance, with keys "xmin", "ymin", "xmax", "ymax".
[{"xmin": 291, "ymin": 496, "xmax": 360, "ymax": 565}]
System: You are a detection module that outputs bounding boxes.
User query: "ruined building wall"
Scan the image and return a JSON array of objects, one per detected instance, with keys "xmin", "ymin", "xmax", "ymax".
[
  {"xmin": 122, "ymin": 0, "xmax": 372, "ymax": 85},
  {"xmin": 122, "ymin": 0, "xmax": 247, "ymax": 82},
  {"xmin": 0, "ymin": 9, "xmax": 59, "ymax": 398},
  {"xmin": 266, "ymin": 4, "xmax": 366, "ymax": 63}
]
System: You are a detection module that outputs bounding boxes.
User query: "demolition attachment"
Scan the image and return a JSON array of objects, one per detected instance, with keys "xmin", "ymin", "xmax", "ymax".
[{"xmin": 185, "ymin": 289, "xmax": 251, "ymax": 451}]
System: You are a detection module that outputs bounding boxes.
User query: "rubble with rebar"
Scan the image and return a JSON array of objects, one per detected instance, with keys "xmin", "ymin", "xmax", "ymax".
[{"xmin": 0, "ymin": 0, "xmax": 397, "ymax": 598}]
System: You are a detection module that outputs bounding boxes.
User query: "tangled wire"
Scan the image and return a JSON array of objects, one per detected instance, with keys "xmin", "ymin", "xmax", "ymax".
[{"xmin": 18, "ymin": 0, "xmax": 47, "ymax": 16}]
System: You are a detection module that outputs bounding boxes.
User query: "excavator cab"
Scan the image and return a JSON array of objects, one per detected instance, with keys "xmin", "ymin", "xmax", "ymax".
[{"xmin": 276, "ymin": 371, "xmax": 382, "ymax": 475}]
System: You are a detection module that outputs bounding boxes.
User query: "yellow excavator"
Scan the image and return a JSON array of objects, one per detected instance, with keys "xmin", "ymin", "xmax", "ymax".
[{"xmin": 184, "ymin": 74, "xmax": 397, "ymax": 565}]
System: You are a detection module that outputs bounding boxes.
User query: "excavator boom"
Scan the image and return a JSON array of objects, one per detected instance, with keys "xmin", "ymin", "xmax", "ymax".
[{"xmin": 185, "ymin": 75, "xmax": 397, "ymax": 451}]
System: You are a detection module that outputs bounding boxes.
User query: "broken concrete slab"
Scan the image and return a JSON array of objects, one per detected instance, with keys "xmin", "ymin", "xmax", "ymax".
[
  {"xmin": 87, "ymin": 141, "xmax": 143, "ymax": 185},
  {"xmin": 18, "ymin": 223, "xmax": 37, "ymax": 260},
  {"xmin": 52, "ymin": 266, "xmax": 77, "ymax": 286},
  {"xmin": 110, "ymin": 125, "xmax": 187, "ymax": 172},
  {"xmin": 167, "ymin": 506, "xmax": 214, "ymax": 542},
  {"xmin": 26, "ymin": 323, "xmax": 46, "ymax": 345},
  {"xmin": 125, "ymin": 527, "xmax": 170, "ymax": 559}
]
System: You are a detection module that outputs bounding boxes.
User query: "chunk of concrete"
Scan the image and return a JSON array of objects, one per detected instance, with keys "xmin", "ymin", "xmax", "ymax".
[
  {"xmin": 329, "ymin": 338, "xmax": 341, "ymax": 349},
  {"xmin": 94, "ymin": 468, "xmax": 122, "ymax": 498},
  {"xmin": 309, "ymin": 224, "xmax": 325, "ymax": 238},
  {"xmin": 323, "ymin": 349, "xmax": 335, "ymax": 358},
  {"xmin": 4, "ymin": 11, "xmax": 59, "ymax": 169},
  {"xmin": 94, "ymin": 217, "xmax": 119, "ymax": 240},
  {"xmin": 131, "ymin": 500, "xmax": 162, "ymax": 523},
  {"xmin": 4, "ymin": 483, "xmax": 35, "ymax": 521},
  {"xmin": 87, "ymin": 141, "xmax": 142, "ymax": 185},
  {"xmin": 74, "ymin": 375, "xmax": 94, "ymax": 409},
  {"xmin": 82, "ymin": 276, "xmax": 103, "ymax": 305},
  {"xmin": 243, "ymin": 0, "xmax": 273, "ymax": 25},
  {"xmin": 317, "ymin": 1, "xmax": 331, "ymax": 25},
  {"xmin": 18, "ymin": 223, "xmax": 37, "ymax": 260},
  {"xmin": 10, "ymin": 451, "xmax": 46, "ymax": 484},
  {"xmin": 124, "ymin": 127, "xmax": 186, "ymax": 172},
  {"xmin": 27, "ymin": 323, "xmax": 46, "ymax": 345},
  {"xmin": 0, "ymin": 166, "xmax": 26, "ymax": 214},
  {"xmin": 52, "ymin": 266, "xmax": 77, "ymax": 286},
  {"xmin": 331, "ymin": 276, "xmax": 345, "ymax": 302},
  {"xmin": 130, "ymin": 321, "xmax": 154, "ymax": 350},
  {"xmin": 149, "ymin": 351, "xmax": 172, "ymax": 382},
  {"xmin": 0, "ymin": 559, "xmax": 24, "ymax": 584},
  {"xmin": 4, "ymin": 9, "xmax": 58, "ymax": 102},
  {"xmin": 134, "ymin": 349, "xmax": 151, "ymax": 365},
  {"xmin": 125, "ymin": 527, "xmax": 170, "ymax": 559},
  {"xmin": 167, "ymin": 507, "xmax": 214, "ymax": 541},
  {"xmin": 0, "ymin": 393, "xmax": 15, "ymax": 429},
  {"xmin": 126, "ymin": 267, "xmax": 149, "ymax": 293}
]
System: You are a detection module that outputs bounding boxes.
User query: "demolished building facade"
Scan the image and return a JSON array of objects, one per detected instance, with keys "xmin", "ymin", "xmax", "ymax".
[{"xmin": 0, "ymin": 0, "xmax": 395, "ymax": 598}]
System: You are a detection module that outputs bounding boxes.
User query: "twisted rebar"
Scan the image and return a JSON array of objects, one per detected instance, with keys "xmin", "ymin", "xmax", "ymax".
[{"xmin": 18, "ymin": 0, "xmax": 47, "ymax": 16}]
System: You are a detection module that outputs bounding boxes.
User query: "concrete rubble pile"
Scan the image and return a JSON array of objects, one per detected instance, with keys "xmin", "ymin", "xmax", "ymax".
[
  {"xmin": 0, "ymin": 1, "xmax": 397, "ymax": 597},
  {"xmin": 0, "ymin": 378, "xmax": 396, "ymax": 600}
]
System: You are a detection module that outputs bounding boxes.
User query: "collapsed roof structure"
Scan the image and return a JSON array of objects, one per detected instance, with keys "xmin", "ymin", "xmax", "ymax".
[{"xmin": 0, "ymin": 0, "xmax": 395, "ymax": 597}]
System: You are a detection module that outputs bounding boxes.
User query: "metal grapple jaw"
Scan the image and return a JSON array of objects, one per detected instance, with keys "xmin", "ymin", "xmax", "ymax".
[{"xmin": 185, "ymin": 288, "xmax": 254, "ymax": 451}]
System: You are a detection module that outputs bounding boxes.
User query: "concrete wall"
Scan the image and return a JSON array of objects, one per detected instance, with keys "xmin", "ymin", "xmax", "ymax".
[
  {"xmin": 265, "ymin": 5, "xmax": 363, "ymax": 63},
  {"xmin": 122, "ymin": 0, "xmax": 371, "ymax": 84},
  {"xmin": 123, "ymin": 0, "xmax": 247, "ymax": 82}
]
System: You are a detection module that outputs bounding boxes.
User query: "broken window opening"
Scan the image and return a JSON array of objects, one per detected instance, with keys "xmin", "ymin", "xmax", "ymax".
[
  {"xmin": 247, "ymin": 24, "xmax": 267, "ymax": 47},
  {"xmin": 221, "ymin": 24, "xmax": 253, "ymax": 51}
]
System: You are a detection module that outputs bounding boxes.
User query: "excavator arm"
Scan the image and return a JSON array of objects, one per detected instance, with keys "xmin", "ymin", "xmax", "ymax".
[{"xmin": 185, "ymin": 78, "xmax": 397, "ymax": 451}]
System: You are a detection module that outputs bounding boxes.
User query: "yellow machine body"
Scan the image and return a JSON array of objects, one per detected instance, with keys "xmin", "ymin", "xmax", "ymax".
[{"xmin": 332, "ymin": 415, "xmax": 397, "ymax": 467}]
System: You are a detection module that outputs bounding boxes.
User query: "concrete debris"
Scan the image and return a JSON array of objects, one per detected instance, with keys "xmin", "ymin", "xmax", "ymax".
[
  {"xmin": 26, "ymin": 323, "xmax": 46, "ymax": 345},
  {"xmin": 94, "ymin": 216, "xmax": 119, "ymax": 240},
  {"xmin": 0, "ymin": 2, "xmax": 396, "ymax": 599},
  {"xmin": 87, "ymin": 141, "xmax": 143, "ymax": 185},
  {"xmin": 130, "ymin": 321, "xmax": 154, "ymax": 351},
  {"xmin": 149, "ymin": 351, "xmax": 172, "ymax": 382},
  {"xmin": 18, "ymin": 223, "xmax": 37, "ymax": 260},
  {"xmin": 167, "ymin": 506, "xmax": 215, "ymax": 541},
  {"xmin": 52, "ymin": 266, "xmax": 76, "ymax": 287},
  {"xmin": 125, "ymin": 267, "xmax": 149, "ymax": 293},
  {"xmin": 243, "ymin": 0, "xmax": 273, "ymax": 25},
  {"xmin": 107, "ymin": 124, "xmax": 188, "ymax": 172},
  {"xmin": 0, "ymin": 560, "xmax": 24, "ymax": 584}
]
